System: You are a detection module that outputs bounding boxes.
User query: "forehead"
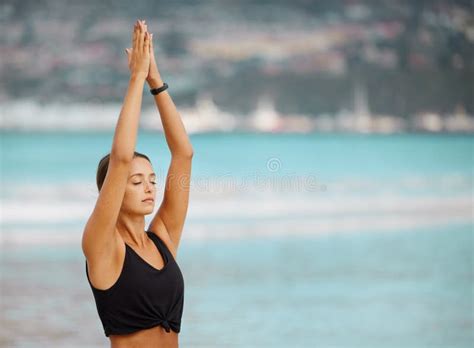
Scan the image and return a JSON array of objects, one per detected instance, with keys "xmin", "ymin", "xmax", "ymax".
[{"xmin": 129, "ymin": 157, "xmax": 154, "ymax": 176}]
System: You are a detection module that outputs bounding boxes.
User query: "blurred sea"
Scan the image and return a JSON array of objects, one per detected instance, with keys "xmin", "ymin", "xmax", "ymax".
[{"xmin": 1, "ymin": 131, "xmax": 473, "ymax": 347}]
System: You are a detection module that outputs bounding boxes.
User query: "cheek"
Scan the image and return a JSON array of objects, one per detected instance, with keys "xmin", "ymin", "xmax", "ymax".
[
  {"xmin": 122, "ymin": 188, "xmax": 143, "ymax": 209},
  {"xmin": 124, "ymin": 185, "xmax": 141, "ymax": 199}
]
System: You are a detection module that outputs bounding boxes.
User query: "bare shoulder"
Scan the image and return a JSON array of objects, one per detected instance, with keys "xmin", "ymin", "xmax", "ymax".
[{"xmin": 148, "ymin": 219, "xmax": 178, "ymax": 260}]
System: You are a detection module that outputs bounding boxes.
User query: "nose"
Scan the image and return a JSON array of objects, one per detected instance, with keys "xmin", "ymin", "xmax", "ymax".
[{"xmin": 144, "ymin": 182, "xmax": 153, "ymax": 192}]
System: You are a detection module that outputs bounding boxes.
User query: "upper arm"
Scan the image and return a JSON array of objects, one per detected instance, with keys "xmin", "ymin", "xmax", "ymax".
[
  {"xmin": 82, "ymin": 156, "xmax": 131, "ymax": 264},
  {"xmin": 148, "ymin": 153, "xmax": 192, "ymax": 253}
]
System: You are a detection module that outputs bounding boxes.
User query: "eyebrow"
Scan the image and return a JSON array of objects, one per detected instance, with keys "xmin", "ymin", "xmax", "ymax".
[{"xmin": 130, "ymin": 173, "xmax": 156, "ymax": 178}]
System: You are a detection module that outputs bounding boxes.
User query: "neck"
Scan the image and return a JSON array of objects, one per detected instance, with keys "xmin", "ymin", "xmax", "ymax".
[{"xmin": 116, "ymin": 214, "xmax": 147, "ymax": 248}]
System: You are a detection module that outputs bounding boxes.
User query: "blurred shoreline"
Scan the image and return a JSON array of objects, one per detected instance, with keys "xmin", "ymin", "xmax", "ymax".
[
  {"xmin": 2, "ymin": 0, "xmax": 473, "ymax": 133},
  {"xmin": 1, "ymin": 97, "xmax": 473, "ymax": 134}
]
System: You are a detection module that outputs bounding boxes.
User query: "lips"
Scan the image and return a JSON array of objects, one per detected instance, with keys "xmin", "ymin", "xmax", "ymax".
[{"xmin": 142, "ymin": 198, "xmax": 154, "ymax": 202}]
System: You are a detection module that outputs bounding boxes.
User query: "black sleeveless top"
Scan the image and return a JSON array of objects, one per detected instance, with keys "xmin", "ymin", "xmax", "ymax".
[{"xmin": 85, "ymin": 231, "xmax": 185, "ymax": 337}]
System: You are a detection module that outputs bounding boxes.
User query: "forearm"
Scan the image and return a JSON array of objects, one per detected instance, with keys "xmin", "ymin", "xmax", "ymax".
[
  {"xmin": 110, "ymin": 73, "xmax": 147, "ymax": 161},
  {"xmin": 148, "ymin": 77, "xmax": 194, "ymax": 157}
]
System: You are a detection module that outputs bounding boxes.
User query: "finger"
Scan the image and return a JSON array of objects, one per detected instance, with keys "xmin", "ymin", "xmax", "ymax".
[
  {"xmin": 144, "ymin": 32, "xmax": 149, "ymax": 53},
  {"xmin": 150, "ymin": 33, "xmax": 155, "ymax": 56},
  {"xmin": 132, "ymin": 22, "xmax": 139, "ymax": 51},
  {"xmin": 138, "ymin": 21, "xmax": 144, "ymax": 51},
  {"xmin": 150, "ymin": 34, "xmax": 154, "ymax": 55},
  {"xmin": 132, "ymin": 21, "xmax": 138, "ymax": 39}
]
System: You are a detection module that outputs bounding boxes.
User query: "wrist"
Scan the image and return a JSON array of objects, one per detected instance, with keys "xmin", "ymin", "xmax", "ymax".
[
  {"xmin": 147, "ymin": 77, "xmax": 164, "ymax": 88},
  {"xmin": 130, "ymin": 72, "xmax": 147, "ymax": 82}
]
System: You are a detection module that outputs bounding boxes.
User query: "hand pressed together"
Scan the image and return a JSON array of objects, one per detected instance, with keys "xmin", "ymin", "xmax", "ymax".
[
  {"xmin": 126, "ymin": 19, "xmax": 150, "ymax": 79},
  {"xmin": 125, "ymin": 19, "xmax": 162, "ymax": 84}
]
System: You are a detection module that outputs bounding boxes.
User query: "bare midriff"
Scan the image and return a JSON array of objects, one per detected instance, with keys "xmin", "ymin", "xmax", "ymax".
[{"xmin": 110, "ymin": 324, "xmax": 178, "ymax": 348}]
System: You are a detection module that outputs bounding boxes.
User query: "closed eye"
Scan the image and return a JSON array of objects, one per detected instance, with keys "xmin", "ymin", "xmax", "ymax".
[{"xmin": 133, "ymin": 182, "xmax": 157, "ymax": 185}]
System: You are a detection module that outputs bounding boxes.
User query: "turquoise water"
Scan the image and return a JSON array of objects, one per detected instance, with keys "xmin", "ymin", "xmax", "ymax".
[
  {"xmin": 1, "ymin": 131, "xmax": 472, "ymax": 182},
  {"xmin": 1, "ymin": 131, "xmax": 473, "ymax": 347},
  {"xmin": 2, "ymin": 223, "xmax": 472, "ymax": 347}
]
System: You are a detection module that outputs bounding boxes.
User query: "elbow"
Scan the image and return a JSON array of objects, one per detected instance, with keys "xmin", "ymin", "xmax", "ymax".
[
  {"xmin": 110, "ymin": 150, "xmax": 134, "ymax": 163},
  {"xmin": 181, "ymin": 151, "xmax": 194, "ymax": 160},
  {"xmin": 173, "ymin": 147, "xmax": 194, "ymax": 159}
]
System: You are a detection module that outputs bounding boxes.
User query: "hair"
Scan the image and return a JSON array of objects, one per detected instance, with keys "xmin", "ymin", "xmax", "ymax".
[{"xmin": 96, "ymin": 151, "xmax": 152, "ymax": 192}]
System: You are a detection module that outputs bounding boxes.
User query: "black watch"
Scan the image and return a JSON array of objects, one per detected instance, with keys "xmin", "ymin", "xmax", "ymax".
[{"xmin": 150, "ymin": 82, "xmax": 168, "ymax": 95}]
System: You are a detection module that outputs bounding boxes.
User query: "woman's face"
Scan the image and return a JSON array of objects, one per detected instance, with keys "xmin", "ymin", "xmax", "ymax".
[{"xmin": 121, "ymin": 157, "xmax": 157, "ymax": 215}]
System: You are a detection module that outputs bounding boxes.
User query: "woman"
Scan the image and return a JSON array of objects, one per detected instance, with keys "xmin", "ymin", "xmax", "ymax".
[{"xmin": 82, "ymin": 19, "xmax": 193, "ymax": 348}]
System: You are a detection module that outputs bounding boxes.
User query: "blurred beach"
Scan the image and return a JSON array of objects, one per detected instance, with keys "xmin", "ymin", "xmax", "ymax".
[{"xmin": 1, "ymin": 131, "xmax": 472, "ymax": 347}]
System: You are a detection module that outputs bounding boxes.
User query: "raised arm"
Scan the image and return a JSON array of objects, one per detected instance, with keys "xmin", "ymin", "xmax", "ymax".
[
  {"xmin": 82, "ymin": 20, "xmax": 150, "ymax": 265},
  {"xmin": 131, "ymin": 21, "xmax": 193, "ymax": 255}
]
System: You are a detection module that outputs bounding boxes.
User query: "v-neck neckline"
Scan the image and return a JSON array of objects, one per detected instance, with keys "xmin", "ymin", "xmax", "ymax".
[{"xmin": 124, "ymin": 231, "xmax": 168, "ymax": 272}]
